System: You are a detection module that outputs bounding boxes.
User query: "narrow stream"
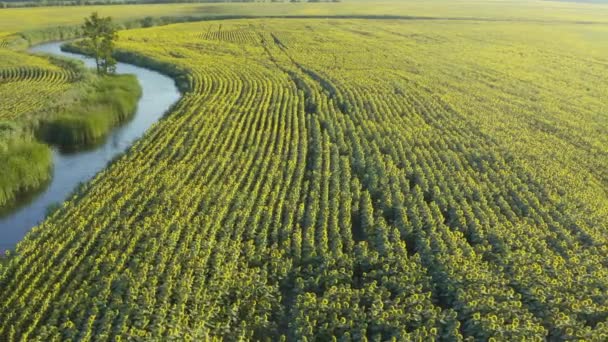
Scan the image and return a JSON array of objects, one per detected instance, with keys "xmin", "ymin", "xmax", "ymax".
[{"xmin": 0, "ymin": 41, "xmax": 181, "ymax": 250}]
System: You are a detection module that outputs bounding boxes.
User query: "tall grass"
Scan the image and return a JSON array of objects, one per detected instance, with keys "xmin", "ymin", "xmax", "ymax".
[
  {"xmin": 38, "ymin": 74, "xmax": 142, "ymax": 147},
  {"xmin": 0, "ymin": 138, "xmax": 52, "ymax": 208}
]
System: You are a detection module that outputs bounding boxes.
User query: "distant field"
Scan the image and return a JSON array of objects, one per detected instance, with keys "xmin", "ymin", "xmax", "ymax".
[
  {"xmin": 1, "ymin": 0, "xmax": 608, "ymax": 340},
  {"xmin": 1, "ymin": 0, "xmax": 608, "ymax": 35}
]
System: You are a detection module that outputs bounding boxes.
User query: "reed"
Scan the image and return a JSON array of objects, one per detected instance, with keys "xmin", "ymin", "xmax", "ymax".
[
  {"xmin": 0, "ymin": 138, "xmax": 52, "ymax": 208},
  {"xmin": 39, "ymin": 74, "xmax": 141, "ymax": 147}
]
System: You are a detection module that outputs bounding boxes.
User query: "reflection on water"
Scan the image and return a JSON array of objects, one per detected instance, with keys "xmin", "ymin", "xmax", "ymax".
[{"xmin": 0, "ymin": 42, "xmax": 181, "ymax": 250}]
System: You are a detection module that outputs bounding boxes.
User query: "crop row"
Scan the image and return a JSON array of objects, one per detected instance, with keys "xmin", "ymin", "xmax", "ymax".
[
  {"xmin": 200, "ymin": 24, "xmax": 260, "ymax": 45},
  {"xmin": 0, "ymin": 51, "xmax": 76, "ymax": 120}
]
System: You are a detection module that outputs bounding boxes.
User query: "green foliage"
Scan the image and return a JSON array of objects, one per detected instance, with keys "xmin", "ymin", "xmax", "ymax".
[
  {"xmin": 38, "ymin": 74, "xmax": 141, "ymax": 147},
  {"xmin": 0, "ymin": 138, "xmax": 52, "ymax": 208},
  {"xmin": 82, "ymin": 12, "xmax": 118, "ymax": 75}
]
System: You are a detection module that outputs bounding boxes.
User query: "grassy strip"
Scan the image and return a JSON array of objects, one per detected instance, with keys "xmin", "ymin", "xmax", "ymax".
[
  {"xmin": 38, "ymin": 74, "xmax": 142, "ymax": 147},
  {"xmin": 63, "ymin": 40, "xmax": 190, "ymax": 92},
  {"xmin": 0, "ymin": 137, "xmax": 52, "ymax": 208}
]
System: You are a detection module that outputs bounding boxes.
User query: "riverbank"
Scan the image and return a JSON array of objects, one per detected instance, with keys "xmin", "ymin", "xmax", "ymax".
[
  {"xmin": 0, "ymin": 61, "xmax": 142, "ymax": 211},
  {"xmin": 0, "ymin": 41, "xmax": 181, "ymax": 250}
]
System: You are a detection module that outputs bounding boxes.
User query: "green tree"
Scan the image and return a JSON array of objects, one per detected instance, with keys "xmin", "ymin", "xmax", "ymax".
[{"xmin": 82, "ymin": 12, "xmax": 117, "ymax": 75}]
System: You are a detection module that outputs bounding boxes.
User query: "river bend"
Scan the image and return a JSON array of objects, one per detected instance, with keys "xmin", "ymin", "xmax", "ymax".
[{"xmin": 0, "ymin": 42, "xmax": 180, "ymax": 250}]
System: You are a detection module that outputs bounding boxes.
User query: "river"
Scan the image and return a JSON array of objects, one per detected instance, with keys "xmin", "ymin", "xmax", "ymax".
[{"xmin": 0, "ymin": 41, "xmax": 181, "ymax": 250}]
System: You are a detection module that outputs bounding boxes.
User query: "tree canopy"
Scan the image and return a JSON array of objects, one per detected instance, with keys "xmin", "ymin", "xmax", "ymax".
[{"xmin": 82, "ymin": 12, "xmax": 117, "ymax": 75}]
